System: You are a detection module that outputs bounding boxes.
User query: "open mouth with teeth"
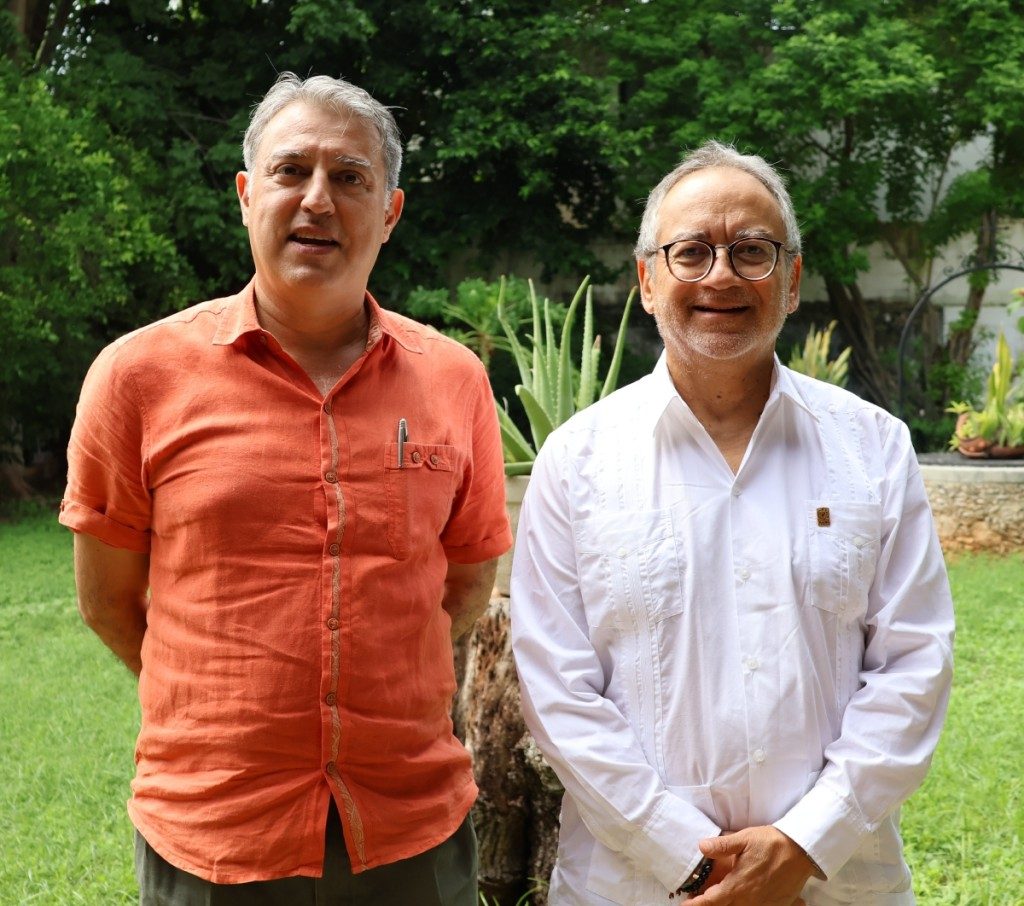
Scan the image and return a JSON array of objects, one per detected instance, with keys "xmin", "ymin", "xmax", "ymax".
[
  {"xmin": 693, "ymin": 304, "xmax": 750, "ymax": 314},
  {"xmin": 290, "ymin": 233, "xmax": 338, "ymax": 247}
]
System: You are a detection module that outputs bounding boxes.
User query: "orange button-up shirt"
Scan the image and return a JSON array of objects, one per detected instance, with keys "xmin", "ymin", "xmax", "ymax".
[{"xmin": 59, "ymin": 282, "xmax": 512, "ymax": 883}]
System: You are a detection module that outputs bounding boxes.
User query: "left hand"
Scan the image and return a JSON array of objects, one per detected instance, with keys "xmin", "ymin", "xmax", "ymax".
[{"xmin": 686, "ymin": 826, "xmax": 815, "ymax": 905}]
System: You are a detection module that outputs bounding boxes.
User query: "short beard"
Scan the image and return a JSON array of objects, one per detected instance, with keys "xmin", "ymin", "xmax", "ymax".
[{"xmin": 651, "ymin": 278, "xmax": 791, "ymax": 363}]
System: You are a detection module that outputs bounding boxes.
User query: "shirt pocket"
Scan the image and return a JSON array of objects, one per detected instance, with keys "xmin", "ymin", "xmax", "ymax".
[
  {"xmin": 805, "ymin": 500, "xmax": 882, "ymax": 619},
  {"xmin": 573, "ymin": 509, "xmax": 683, "ymax": 634},
  {"xmin": 383, "ymin": 442, "xmax": 458, "ymax": 560}
]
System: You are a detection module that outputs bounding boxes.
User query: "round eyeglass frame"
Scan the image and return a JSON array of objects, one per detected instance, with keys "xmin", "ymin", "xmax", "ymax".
[{"xmin": 656, "ymin": 237, "xmax": 793, "ymax": 283}]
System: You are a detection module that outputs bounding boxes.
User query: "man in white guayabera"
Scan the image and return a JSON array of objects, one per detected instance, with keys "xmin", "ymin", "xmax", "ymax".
[{"xmin": 510, "ymin": 141, "xmax": 954, "ymax": 906}]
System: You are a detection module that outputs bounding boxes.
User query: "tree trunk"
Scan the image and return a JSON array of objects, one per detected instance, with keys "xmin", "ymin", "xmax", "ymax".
[
  {"xmin": 0, "ymin": 433, "xmax": 33, "ymax": 501},
  {"xmin": 823, "ymin": 275, "xmax": 893, "ymax": 409},
  {"xmin": 946, "ymin": 209, "xmax": 997, "ymax": 367},
  {"xmin": 454, "ymin": 592, "xmax": 562, "ymax": 905},
  {"xmin": 6, "ymin": 0, "xmax": 74, "ymax": 68}
]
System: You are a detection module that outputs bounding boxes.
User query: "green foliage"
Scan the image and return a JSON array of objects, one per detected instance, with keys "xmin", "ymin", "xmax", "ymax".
[
  {"xmin": 600, "ymin": 0, "xmax": 1024, "ymax": 406},
  {"xmin": 496, "ymin": 277, "xmax": 634, "ymax": 475},
  {"xmin": 1009, "ymin": 288, "xmax": 1024, "ymax": 336},
  {"xmin": 786, "ymin": 321, "xmax": 852, "ymax": 387},
  {"xmin": 404, "ymin": 277, "xmax": 563, "ymax": 371},
  {"xmin": 907, "ymin": 354, "xmax": 983, "ymax": 453},
  {"xmin": 8, "ymin": 0, "xmax": 1024, "ymax": 458},
  {"xmin": 0, "ymin": 52, "xmax": 196, "ymax": 453},
  {"xmin": 948, "ymin": 332, "xmax": 1024, "ymax": 449},
  {"xmin": 54, "ymin": 0, "xmax": 629, "ymax": 298}
]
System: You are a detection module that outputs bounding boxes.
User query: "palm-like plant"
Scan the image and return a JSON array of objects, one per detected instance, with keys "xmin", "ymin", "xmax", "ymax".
[{"xmin": 787, "ymin": 320, "xmax": 851, "ymax": 387}]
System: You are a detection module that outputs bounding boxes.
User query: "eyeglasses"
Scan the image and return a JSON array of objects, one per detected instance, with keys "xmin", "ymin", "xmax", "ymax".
[{"xmin": 657, "ymin": 237, "xmax": 791, "ymax": 283}]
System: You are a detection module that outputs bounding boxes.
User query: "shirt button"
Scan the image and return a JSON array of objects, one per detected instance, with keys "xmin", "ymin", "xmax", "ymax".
[
  {"xmin": 329, "ymin": 543, "xmax": 340, "ymax": 556},
  {"xmin": 736, "ymin": 567, "xmax": 751, "ymax": 582},
  {"xmin": 324, "ymin": 470, "xmax": 338, "ymax": 483},
  {"xmin": 429, "ymin": 454, "xmax": 439, "ymax": 466},
  {"xmin": 411, "ymin": 450, "xmax": 422, "ymax": 464},
  {"xmin": 323, "ymin": 400, "xmax": 331, "ymax": 414},
  {"xmin": 752, "ymin": 748, "xmax": 766, "ymax": 764},
  {"xmin": 259, "ymin": 335, "xmax": 268, "ymax": 345},
  {"xmin": 731, "ymin": 486, "xmax": 742, "ymax": 497},
  {"xmin": 617, "ymin": 547, "xmax": 628, "ymax": 558},
  {"xmin": 853, "ymin": 535, "xmax": 867, "ymax": 548},
  {"xmin": 743, "ymin": 656, "xmax": 760, "ymax": 671},
  {"xmin": 325, "ymin": 692, "xmax": 337, "ymax": 706},
  {"xmin": 327, "ymin": 617, "xmax": 340, "ymax": 631},
  {"xmin": 325, "ymin": 761, "xmax": 336, "ymax": 774}
]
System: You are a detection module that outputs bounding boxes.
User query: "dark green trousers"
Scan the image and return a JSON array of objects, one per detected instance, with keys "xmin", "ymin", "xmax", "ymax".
[{"xmin": 134, "ymin": 800, "xmax": 478, "ymax": 906}]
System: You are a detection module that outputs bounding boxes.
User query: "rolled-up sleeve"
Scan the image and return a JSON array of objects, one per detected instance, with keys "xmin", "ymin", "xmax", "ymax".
[{"xmin": 59, "ymin": 342, "xmax": 152, "ymax": 552}]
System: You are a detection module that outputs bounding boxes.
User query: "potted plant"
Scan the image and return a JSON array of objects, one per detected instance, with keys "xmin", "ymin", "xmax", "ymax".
[
  {"xmin": 947, "ymin": 332, "xmax": 1024, "ymax": 458},
  {"xmin": 492, "ymin": 275, "xmax": 634, "ymax": 593}
]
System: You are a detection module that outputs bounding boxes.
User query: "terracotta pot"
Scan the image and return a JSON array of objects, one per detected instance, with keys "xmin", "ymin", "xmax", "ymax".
[{"xmin": 954, "ymin": 414, "xmax": 1024, "ymax": 460}]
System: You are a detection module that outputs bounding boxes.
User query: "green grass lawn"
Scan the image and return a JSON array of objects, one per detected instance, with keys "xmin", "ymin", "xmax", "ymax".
[{"xmin": 1, "ymin": 507, "xmax": 1021, "ymax": 904}]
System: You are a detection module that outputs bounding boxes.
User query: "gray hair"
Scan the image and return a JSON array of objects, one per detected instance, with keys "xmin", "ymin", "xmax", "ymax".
[
  {"xmin": 242, "ymin": 72, "xmax": 403, "ymax": 195},
  {"xmin": 634, "ymin": 140, "xmax": 802, "ymax": 261}
]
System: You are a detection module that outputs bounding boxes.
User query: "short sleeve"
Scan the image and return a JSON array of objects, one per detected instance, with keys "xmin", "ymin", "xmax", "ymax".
[
  {"xmin": 440, "ymin": 365, "xmax": 512, "ymax": 563},
  {"xmin": 59, "ymin": 342, "xmax": 152, "ymax": 552}
]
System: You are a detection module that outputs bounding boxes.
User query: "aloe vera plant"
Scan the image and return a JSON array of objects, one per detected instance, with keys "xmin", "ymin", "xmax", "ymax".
[{"xmin": 496, "ymin": 276, "xmax": 635, "ymax": 476}]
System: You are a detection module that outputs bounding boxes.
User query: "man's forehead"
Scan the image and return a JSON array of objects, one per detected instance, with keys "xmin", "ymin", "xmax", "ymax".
[
  {"xmin": 659, "ymin": 166, "xmax": 784, "ymax": 235},
  {"xmin": 256, "ymin": 101, "xmax": 383, "ymax": 166}
]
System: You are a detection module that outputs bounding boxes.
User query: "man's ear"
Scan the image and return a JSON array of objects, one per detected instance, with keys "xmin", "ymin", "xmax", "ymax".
[
  {"xmin": 236, "ymin": 172, "xmax": 250, "ymax": 227},
  {"xmin": 786, "ymin": 254, "xmax": 803, "ymax": 315},
  {"xmin": 637, "ymin": 256, "xmax": 656, "ymax": 315},
  {"xmin": 381, "ymin": 188, "xmax": 405, "ymax": 243}
]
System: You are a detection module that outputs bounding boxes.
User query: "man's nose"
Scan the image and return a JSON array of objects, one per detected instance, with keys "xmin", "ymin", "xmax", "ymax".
[
  {"xmin": 301, "ymin": 171, "xmax": 335, "ymax": 215},
  {"xmin": 701, "ymin": 247, "xmax": 742, "ymax": 287}
]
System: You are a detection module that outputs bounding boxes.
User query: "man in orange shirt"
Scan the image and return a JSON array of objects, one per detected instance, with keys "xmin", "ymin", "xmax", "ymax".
[{"xmin": 59, "ymin": 72, "xmax": 512, "ymax": 905}]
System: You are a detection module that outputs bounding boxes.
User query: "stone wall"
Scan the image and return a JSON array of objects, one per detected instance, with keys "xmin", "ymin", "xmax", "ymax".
[{"xmin": 921, "ymin": 464, "xmax": 1024, "ymax": 554}]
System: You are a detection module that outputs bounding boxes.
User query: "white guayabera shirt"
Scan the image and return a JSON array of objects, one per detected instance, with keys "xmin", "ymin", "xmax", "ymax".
[{"xmin": 511, "ymin": 356, "xmax": 954, "ymax": 906}]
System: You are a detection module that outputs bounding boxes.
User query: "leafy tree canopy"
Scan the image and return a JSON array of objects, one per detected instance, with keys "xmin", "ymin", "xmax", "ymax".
[{"xmin": 0, "ymin": 37, "xmax": 196, "ymax": 453}]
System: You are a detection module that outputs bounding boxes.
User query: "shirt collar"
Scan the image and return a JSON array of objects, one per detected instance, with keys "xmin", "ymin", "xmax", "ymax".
[
  {"xmin": 649, "ymin": 352, "xmax": 818, "ymax": 437},
  {"xmin": 772, "ymin": 357, "xmax": 819, "ymax": 419},
  {"xmin": 211, "ymin": 279, "xmax": 423, "ymax": 354}
]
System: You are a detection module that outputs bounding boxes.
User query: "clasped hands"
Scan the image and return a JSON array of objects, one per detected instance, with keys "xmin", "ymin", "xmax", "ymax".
[{"xmin": 683, "ymin": 826, "xmax": 820, "ymax": 905}]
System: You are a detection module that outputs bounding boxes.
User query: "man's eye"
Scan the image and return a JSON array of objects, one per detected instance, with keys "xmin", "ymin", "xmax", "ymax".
[
  {"xmin": 672, "ymin": 243, "xmax": 709, "ymax": 262},
  {"xmin": 276, "ymin": 164, "xmax": 302, "ymax": 177},
  {"xmin": 336, "ymin": 172, "xmax": 363, "ymax": 185},
  {"xmin": 735, "ymin": 243, "xmax": 769, "ymax": 261}
]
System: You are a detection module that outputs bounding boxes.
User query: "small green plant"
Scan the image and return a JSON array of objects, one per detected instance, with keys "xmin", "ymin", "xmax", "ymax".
[
  {"xmin": 947, "ymin": 331, "xmax": 1024, "ymax": 451},
  {"xmin": 496, "ymin": 276, "xmax": 635, "ymax": 476},
  {"xmin": 787, "ymin": 320, "xmax": 851, "ymax": 387},
  {"xmin": 1009, "ymin": 287, "xmax": 1024, "ymax": 336},
  {"xmin": 404, "ymin": 277, "xmax": 565, "ymax": 372}
]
